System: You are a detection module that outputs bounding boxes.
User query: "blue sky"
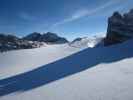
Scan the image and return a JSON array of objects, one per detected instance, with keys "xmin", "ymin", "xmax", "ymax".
[{"xmin": 0, "ymin": 0, "xmax": 133, "ymax": 40}]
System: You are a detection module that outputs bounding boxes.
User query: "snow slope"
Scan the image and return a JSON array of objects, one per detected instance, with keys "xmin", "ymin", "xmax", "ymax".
[
  {"xmin": 0, "ymin": 44, "xmax": 81, "ymax": 79},
  {"xmin": 0, "ymin": 40, "xmax": 133, "ymax": 100}
]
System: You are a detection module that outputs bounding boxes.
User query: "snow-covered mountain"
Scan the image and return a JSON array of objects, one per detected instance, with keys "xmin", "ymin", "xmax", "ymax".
[
  {"xmin": 69, "ymin": 36, "xmax": 104, "ymax": 48},
  {"xmin": 0, "ymin": 39, "xmax": 133, "ymax": 100}
]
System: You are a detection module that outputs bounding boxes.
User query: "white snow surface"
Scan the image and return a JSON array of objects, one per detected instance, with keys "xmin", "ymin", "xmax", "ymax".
[
  {"xmin": 69, "ymin": 36, "xmax": 103, "ymax": 48},
  {"xmin": 0, "ymin": 40, "xmax": 133, "ymax": 100}
]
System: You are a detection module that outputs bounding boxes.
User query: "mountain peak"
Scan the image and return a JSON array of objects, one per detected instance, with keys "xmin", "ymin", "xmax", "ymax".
[{"xmin": 104, "ymin": 9, "xmax": 133, "ymax": 46}]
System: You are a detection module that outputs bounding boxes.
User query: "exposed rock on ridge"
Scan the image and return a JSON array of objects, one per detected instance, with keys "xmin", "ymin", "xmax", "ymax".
[
  {"xmin": 23, "ymin": 32, "xmax": 68, "ymax": 44},
  {"xmin": 104, "ymin": 9, "xmax": 133, "ymax": 46}
]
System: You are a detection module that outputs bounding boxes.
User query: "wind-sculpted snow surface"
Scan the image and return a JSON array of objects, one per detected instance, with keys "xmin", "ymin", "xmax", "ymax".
[{"xmin": 0, "ymin": 40, "xmax": 133, "ymax": 100}]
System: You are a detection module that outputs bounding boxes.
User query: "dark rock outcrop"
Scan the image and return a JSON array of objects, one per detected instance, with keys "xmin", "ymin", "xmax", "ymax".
[
  {"xmin": 0, "ymin": 34, "xmax": 44, "ymax": 52},
  {"xmin": 104, "ymin": 9, "xmax": 133, "ymax": 46},
  {"xmin": 40, "ymin": 32, "xmax": 68, "ymax": 44},
  {"xmin": 0, "ymin": 32, "xmax": 68, "ymax": 52},
  {"xmin": 23, "ymin": 32, "xmax": 42, "ymax": 41},
  {"xmin": 24, "ymin": 32, "xmax": 68, "ymax": 44}
]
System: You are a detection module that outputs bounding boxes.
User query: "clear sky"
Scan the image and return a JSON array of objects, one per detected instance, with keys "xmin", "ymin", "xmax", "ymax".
[{"xmin": 0, "ymin": 0, "xmax": 133, "ymax": 40}]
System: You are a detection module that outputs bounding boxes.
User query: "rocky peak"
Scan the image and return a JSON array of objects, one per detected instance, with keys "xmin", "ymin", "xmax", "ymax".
[
  {"xmin": 112, "ymin": 12, "xmax": 123, "ymax": 19},
  {"xmin": 37, "ymin": 32, "xmax": 68, "ymax": 44},
  {"xmin": 104, "ymin": 9, "xmax": 133, "ymax": 46},
  {"xmin": 21, "ymin": 32, "xmax": 69, "ymax": 45},
  {"xmin": 41, "ymin": 32, "xmax": 59, "ymax": 42},
  {"xmin": 23, "ymin": 32, "xmax": 42, "ymax": 41}
]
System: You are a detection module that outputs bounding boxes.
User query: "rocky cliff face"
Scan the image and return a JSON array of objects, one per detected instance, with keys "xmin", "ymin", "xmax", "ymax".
[{"xmin": 104, "ymin": 9, "xmax": 133, "ymax": 46}]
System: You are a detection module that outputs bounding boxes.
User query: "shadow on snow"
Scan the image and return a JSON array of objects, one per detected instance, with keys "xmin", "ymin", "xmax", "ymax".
[{"xmin": 0, "ymin": 43, "xmax": 133, "ymax": 96}]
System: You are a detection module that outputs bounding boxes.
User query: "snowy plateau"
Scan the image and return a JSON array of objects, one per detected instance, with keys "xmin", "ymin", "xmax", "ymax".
[{"xmin": 0, "ymin": 37, "xmax": 133, "ymax": 100}]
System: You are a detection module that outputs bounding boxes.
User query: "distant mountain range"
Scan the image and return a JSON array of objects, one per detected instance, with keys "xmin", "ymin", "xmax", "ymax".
[
  {"xmin": 0, "ymin": 32, "xmax": 68, "ymax": 52},
  {"xmin": 1, "ymin": 9, "xmax": 133, "ymax": 51},
  {"xmin": 23, "ymin": 32, "xmax": 68, "ymax": 44}
]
